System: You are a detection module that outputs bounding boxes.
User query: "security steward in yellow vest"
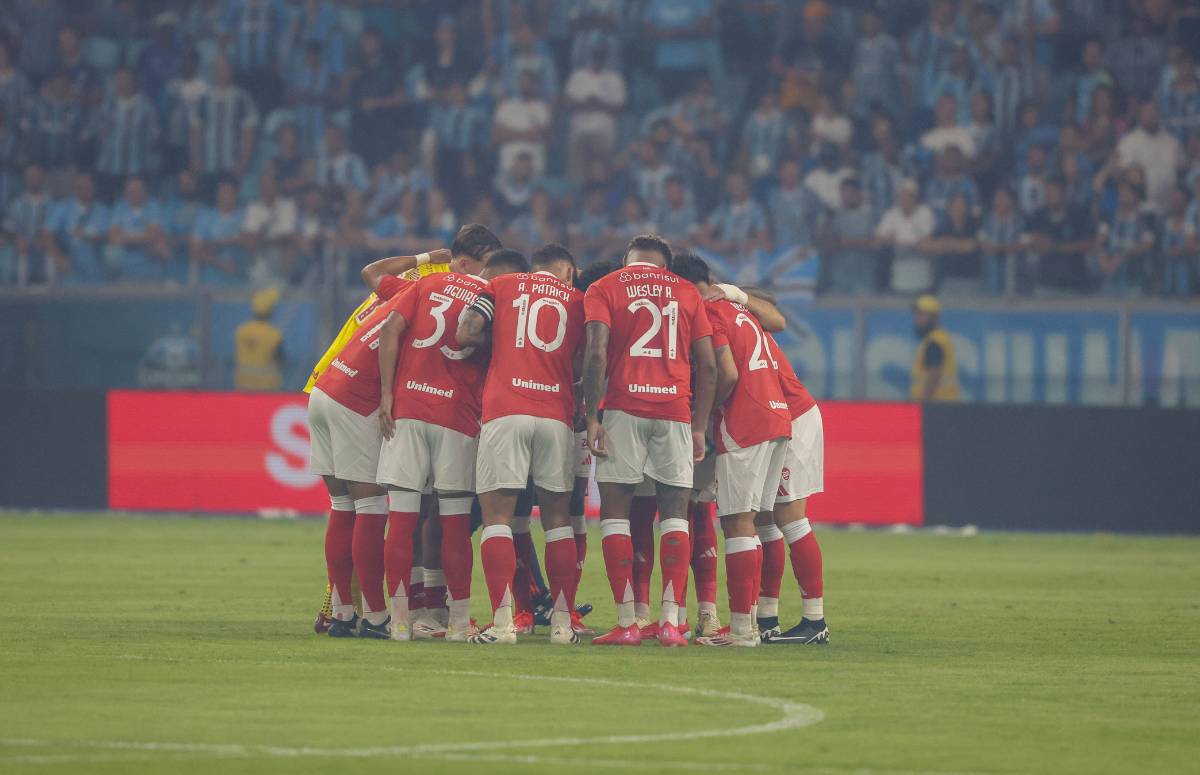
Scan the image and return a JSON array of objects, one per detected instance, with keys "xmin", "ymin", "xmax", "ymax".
[
  {"xmin": 235, "ymin": 287, "xmax": 284, "ymax": 391},
  {"xmin": 910, "ymin": 294, "xmax": 961, "ymax": 402}
]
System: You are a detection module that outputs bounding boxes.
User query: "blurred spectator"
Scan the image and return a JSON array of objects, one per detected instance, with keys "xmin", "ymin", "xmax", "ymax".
[
  {"xmin": 922, "ymin": 95, "xmax": 977, "ymax": 160},
  {"xmin": 820, "ymin": 176, "xmax": 879, "ymax": 295},
  {"xmin": 430, "ymin": 80, "xmax": 490, "ymax": 212},
  {"xmin": 925, "ymin": 147, "xmax": 980, "ymax": 220},
  {"xmin": 315, "ymin": 124, "xmax": 368, "ymax": 193},
  {"xmin": 13, "ymin": 0, "xmax": 60, "ymax": 83},
  {"xmin": 1016, "ymin": 144, "xmax": 1049, "ymax": 217},
  {"xmin": 233, "ymin": 286, "xmax": 283, "ymax": 391},
  {"xmin": 349, "ymin": 30, "xmax": 411, "ymax": 167},
  {"xmin": 698, "ymin": 172, "xmax": 770, "ymax": 259},
  {"xmin": 609, "ymin": 193, "xmax": 654, "ymax": 242},
  {"xmin": 505, "ymin": 189, "xmax": 563, "ymax": 254},
  {"xmin": 93, "ymin": 68, "xmax": 160, "ymax": 202},
  {"xmin": 739, "ymin": 90, "xmax": 790, "ymax": 186},
  {"xmin": 190, "ymin": 57, "xmax": 259, "ymax": 195},
  {"xmin": 805, "ymin": 143, "xmax": 853, "ymax": 212},
  {"xmin": 564, "ymin": 42, "xmax": 626, "ymax": 181},
  {"xmin": 643, "ymin": 0, "xmax": 715, "ymax": 99},
  {"xmin": 500, "ymin": 23, "xmax": 559, "ymax": 99},
  {"xmin": 768, "ymin": 159, "xmax": 821, "ymax": 251},
  {"xmin": 164, "ymin": 170, "xmax": 205, "ymax": 283},
  {"xmin": 851, "ymin": 7, "xmax": 902, "ymax": 119},
  {"xmin": 910, "ymin": 294, "xmax": 962, "ymax": 402},
  {"xmin": 568, "ymin": 184, "xmax": 611, "ymax": 262},
  {"xmin": 861, "ymin": 115, "xmax": 906, "ymax": 218},
  {"xmin": 223, "ymin": 0, "xmax": 287, "ymax": 112},
  {"xmin": 191, "ymin": 179, "xmax": 248, "ymax": 286},
  {"xmin": 137, "ymin": 14, "xmax": 183, "ymax": 115},
  {"xmin": 632, "ymin": 140, "xmax": 676, "ymax": 211},
  {"xmin": 163, "ymin": 49, "xmax": 208, "ymax": 177},
  {"xmin": 1026, "ymin": 179, "xmax": 1096, "ymax": 296},
  {"xmin": 419, "ymin": 15, "xmax": 477, "ymax": 95},
  {"xmin": 368, "ymin": 149, "xmax": 431, "ymax": 220},
  {"xmin": 24, "ymin": 71, "xmax": 84, "ymax": 176},
  {"xmin": 367, "ymin": 189, "xmax": 425, "ymax": 256},
  {"xmin": 921, "ymin": 192, "xmax": 981, "ymax": 296},
  {"xmin": 978, "ymin": 187, "xmax": 1026, "ymax": 295},
  {"xmin": 1074, "ymin": 37, "xmax": 1114, "ymax": 123},
  {"xmin": 426, "ymin": 188, "xmax": 457, "ymax": 244},
  {"xmin": 651, "ymin": 174, "xmax": 699, "ymax": 243},
  {"xmin": 1116, "ymin": 101, "xmax": 1183, "ymax": 212},
  {"xmin": 876, "ymin": 179, "xmax": 937, "ymax": 294},
  {"xmin": 43, "ymin": 171, "xmax": 108, "ymax": 285},
  {"xmin": 268, "ymin": 124, "xmax": 314, "ymax": 199},
  {"xmin": 493, "ymin": 69, "xmax": 552, "ymax": 176},
  {"xmin": 243, "ymin": 171, "xmax": 298, "ymax": 284},
  {"xmin": 1160, "ymin": 185, "xmax": 1197, "ymax": 296},
  {"xmin": 288, "ymin": 41, "xmax": 337, "ymax": 154},
  {"xmin": 1160, "ymin": 57, "xmax": 1200, "ymax": 140},
  {"xmin": 494, "ymin": 150, "xmax": 539, "ymax": 219},
  {"xmin": 56, "ymin": 26, "xmax": 99, "ymax": 107},
  {"xmin": 1095, "ymin": 179, "xmax": 1155, "ymax": 295},
  {"xmin": 0, "ymin": 40, "xmax": 30, "ymax": 121},
  {"xmin": 107, "ymin": 177, "xmax": 170, "ymax": 283},
  {"xmin": 3, "ymin": 165, "xmax": 51, "ymax": 284}
]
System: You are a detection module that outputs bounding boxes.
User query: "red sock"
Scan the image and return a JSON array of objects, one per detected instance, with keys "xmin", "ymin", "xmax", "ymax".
[
  {"xmin": 630, "ymin": 496, "xmax": 657, "ymax": 613},
  {"xmin": 544, "ymin": 526, "xmax": 579, "ymax": 618},
  {"xmin": 657, "ymin": 517, "xmax": 690, "ymax": 625},
  {"xmin": 440, "ymin": 511, "xmax": 473, "ymax": 603},
  {"xmin": 351, "ymin": 514, "xmax": 387, "ymax": 616},
  {"xmin": 512, "ymin": 519, "xmax": 536, "ymax": 615},
  {"xmin": 599, "ymin": 518, "xmax": 636, "ymax": 627},
  {"xmin": 758, "ymin": 535, "xmax": 787, "ymax": 607},
  {"xmin": 724, "ymin": 536, "xmax": 758, "ymax": 616},
  {"xmin": 383, "ymin": 510, "xmax": 419, "ymax": 599},
  {"xmin": 324, "ymin": 501, "xmax": 355, "ymax": 614},
  {"xmin": 479, "ymin": 524, "xmax": 516, "ymax": 619},
  {"xmin": 787, "ymin": 525, "xmax": 824, "ymax": 600},
  {"xmin": 689, "ymin": 502, "xmax": 718, "ymax": 607}
]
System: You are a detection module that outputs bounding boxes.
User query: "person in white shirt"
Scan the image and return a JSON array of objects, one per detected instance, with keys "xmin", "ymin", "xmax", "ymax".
[
  {"xmin": 876, "ymin": 180, "xmax": 937, "ymax": 293},
  {"xmin": 921, "ymin": 94, "xmax": 977, "ymax": 160},
  {"xmin": 804, "ymin": 143, "xmax": 853, "ymax": 212},
  {"xmin": 564, "ymin": 43, "xmax": 626, "ymax": 180},
  {"xmin": 242, "ymin": 171, "xmax": 298, "ymax": 285},
  {"xmin": 1116, "ymin": 100, "xmax": 1184, "ymax": 213},
  {"xmin": 492, "ymin": 69, "xmax": 552, "ymax": 176}
]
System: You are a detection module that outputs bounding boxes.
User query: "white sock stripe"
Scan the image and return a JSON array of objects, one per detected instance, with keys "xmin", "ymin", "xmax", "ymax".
[
  {"xmin": 658, "ymin": 518, "xmax": 689, "ymax": 535},
  {"xmin": 388, "ymin": 490, "xmax": 421, "ymax": 513},
  {"xmin": 544, "ymin": 526, "xmax": 574, "ymax": 543},
  {"xmin": 599, "ymin": 518, "xmax": 631, "ymax": 538},
  {"xmin": 329, "ymin": 494, "xmax": 355, "ymax": 511},
  {"xmin": 410, "ymin": 567, "xmax": 424, "ymax": 584},
  {"xmin": 439, "ymin": 497, "xmax": 473, "ymax": 515},
  {"xmin": 782, "ymin": 518, "xmax": 812, "ymax": 544},
  {"xmin": 353, "ymin": 495, "xmax": 389, "ymax": 515},
  {"xmin": 424, "ymin": 569, "xmax": 445, "ymax": 586},
  {"xmin": 726, "ymin": 536, "xmax": 758, "ymax": 554},
  {"xmin": 570, "ymin": 514, "xmax": 587, "ymax": 533},
  {"xmin": 481, "ymin": 524, "xmax": 513, "ymax": 542},
  {"xmin": 752, "ymin": 535, "xmax": 762, "ymax": 547},
  {"xmin": 757, "ymin": 524, "xmax": 784, "ymax": 542},
  {"xmin": 511, "ymin": 516, "xmax": 532, "ymax": 534}
]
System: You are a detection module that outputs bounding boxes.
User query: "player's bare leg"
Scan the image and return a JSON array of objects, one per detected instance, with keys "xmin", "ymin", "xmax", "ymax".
[
  {"xmin": 438, "ymin": 490, "xmax": 477, "ymax": 641},
  {"xmin": 537, "ymin": 487, "xmax": 580, "ymax": 644},
  {"xmin": 653, "ymin": 481, "xmax": 692, "ymax": 647},
  {"xmin": 473, "ymin": 488, "xmax": 521, "ymax": 644},
  {"xmin": 321, "ymin": 476, "xmax": 356, "ymax": 635},
  {"xmin": 766, "ymin": 497, "xmax": 828, "ymax": 645},
  {"xmin": 592, "ymin": 481, "xmax": 641, "ymax": 645},
  {"xmin": 379, "ymin": 486, "xmax": 419, "ymax": 640},
  {"xmin": 568, "ymin": 475, "xmax": 593, "ymax": 634},
  {"xmin": 697, "ymin": 510, "xmax": 759, "ymax": 648},
  {"xmin": 630, "ymin": 494, "xmax": 657, "ymax": 633}
]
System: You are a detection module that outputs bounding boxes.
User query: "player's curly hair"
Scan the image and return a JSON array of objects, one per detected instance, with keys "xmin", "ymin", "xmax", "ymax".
[
  {"xmin": 624, "ymin": 233, "xmax": 672, "ymax": 269},
  {"xmin": 532, "ymin": 243, "xmax": 577, "ymax": 270},
  {"xmin": 670, "ymin": 251, "xmax": 710, "ymax": 285},
  {"xmin": 484, "ymin": 248, "xmax": 530, "ymax": 275},
  {"xmin": 452, "ymin": 223, "xmax": 503, "ymax": 261}
]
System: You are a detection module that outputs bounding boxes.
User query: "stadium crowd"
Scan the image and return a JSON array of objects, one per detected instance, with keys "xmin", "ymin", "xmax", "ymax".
[{"xmin": 2, "ymin": 0, "xmax": 1200, "ymax": 297}]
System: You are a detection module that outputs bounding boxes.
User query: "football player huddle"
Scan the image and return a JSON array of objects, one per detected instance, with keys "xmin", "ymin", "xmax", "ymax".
[{"xmin": 306, "ymin": 224, "xmax": 828, "ymax": 648}]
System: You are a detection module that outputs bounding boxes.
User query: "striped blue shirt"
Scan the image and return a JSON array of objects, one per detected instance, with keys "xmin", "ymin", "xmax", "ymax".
[
  {"xmin": 46, "ymin": 198, "xmax": 110, "ymax": 284},
  {"xmin": 767, "ymin": 184, "xmax": 821, "ymax": 249},
  {"xmin": 107, "ymin": 200, "xmax": 166, "ymax": 282},
  {"xmin": 191, "ymin": 87, "xmax": 259, "ymax": 174},
  {"xmin": 741, "ymin": 109, "xmax": 789, "ymax": 178},
  {"xmin": 0, "ymin": 69, "xmax": 31, "ymax": 119},
  {"xmin": 193, "ymin": 207, "xmax": 248, "ymax": 285},
  {"xmin": 288, "ymin": 61, "xmax": 334, "ymax": 153},
  {"xmin": 1160, "ymin": 85, "xmax": 1200, "ymax": 140},
  {"xmin": 95, "ymin": 95, "xmax": 160, "ymax": 176},
  {"xmin": 430, "ymin": 104, "xmax": 490, "ymax": 151},
  {"xmin": 650, "ymin": 202, "xmax": 698, "ymax": 242},
  {"xmin": 315, "ymin": 151, "xmax": 369, "ymax": 193},
  {"xmin": 223, "ymin": 0, "xmax": 286, "ymax": 70},
  {"xmin": 4, "ymin": 192, "xmax": 50, "ymax": 239},
  {"xmin": 707, "ymin": 200, "xmax": 767, "ymax": 245},
  {"xmin": 25, "ymin": 95, "xmax": 84, "ymax": 169},
  {"xmin": 925, "ymin": 176, "xmax": 980, "ymax": 219},
  {"xmin": 861, "ymin": 153, "xmax": 904, "ymax": 218}
]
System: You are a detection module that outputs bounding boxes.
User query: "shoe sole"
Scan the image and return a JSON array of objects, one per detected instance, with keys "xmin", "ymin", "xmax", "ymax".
[{"xmin": 764, "ymin": 630, "xmax": 830, "ymax": 645}]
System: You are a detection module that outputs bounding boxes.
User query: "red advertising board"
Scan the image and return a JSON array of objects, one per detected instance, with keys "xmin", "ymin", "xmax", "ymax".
[{"xmin": 108, "ymin": 391, "xmax": 923, "ymax": 524}]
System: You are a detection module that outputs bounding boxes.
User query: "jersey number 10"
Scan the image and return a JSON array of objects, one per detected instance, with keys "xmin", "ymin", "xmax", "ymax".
[{"xmin": 512, "ymin": 294, "xmax": 568, "ymax": 352}]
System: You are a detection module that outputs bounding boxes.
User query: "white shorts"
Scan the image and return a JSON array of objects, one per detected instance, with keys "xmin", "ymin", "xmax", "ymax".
[
  {"xmin": 377, "ymin": 419, "xmax": 477, "ymax": 493},
  {"xmin": 716, "ymin": 438, "xmax": 788, "ymax": 517},
  {"xmin": 477, "ymin": 415, "xmax": 575, "ymax": 494},
  {"xmin": 776, "ymin": 405, "xmax": 825, "ymax": 505},
  {"xmin": 307, "ymin": 387, "xmax": 382, "ymax": 484},
  {"xmin": 573, "ymin": 430, "xmax": 593, "ymax": 479},
  {"xmin": 595, "ymin": 410, "xmax": 692, "ymax": 490}
]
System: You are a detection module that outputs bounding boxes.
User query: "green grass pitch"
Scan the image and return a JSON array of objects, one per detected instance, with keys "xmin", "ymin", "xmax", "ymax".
[{"xmin": 1, "ymin": 512, "xmax": 1198, "ymax": 775}]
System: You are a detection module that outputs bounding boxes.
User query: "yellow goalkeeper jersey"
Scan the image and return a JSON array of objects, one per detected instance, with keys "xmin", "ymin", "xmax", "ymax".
[{"xmin": 303, "ymin": 262, "xmax": 450, "ymax": 392}]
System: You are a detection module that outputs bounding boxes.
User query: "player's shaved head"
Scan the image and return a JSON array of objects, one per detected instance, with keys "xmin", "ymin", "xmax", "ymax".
[
  {"xmin": 575, "ymin": 259, "xmax": 618, "ymax": 292},
  {"xmin": 531, "ymin": 243, "xmax": 577, "ymax": 284},
  {"xmin": 482, "ymin": 248, "xmax": 530, "ymax": 279},
  {"xmin": 624, "ymin": 233, "xmax": 672, "ymax": 269},
  {"xmin": 671, "ymin": 251, "xmax": 711, "ymax": 286}
]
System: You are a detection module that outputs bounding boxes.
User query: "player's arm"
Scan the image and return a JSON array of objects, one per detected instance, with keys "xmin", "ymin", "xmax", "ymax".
[
  {"xmin": 456, "ymin": 290, "xmax": 494, "ymax": 348},
  {"xmin": 705, "ymin": 283, "xmax": 786, "ymax": 333},
  {"xmin": 714, "ymin": 343, "xmax": 738, "ymax": 406},
  {"xmin": 360, "ymin": 247, "xmax": 451, "ymax": 292},
  {"xmin": 690, "ymin": 335, "xmax": 717, "ymax": 463},
  {"xmin": 920, "ymin": 340, "xmax": 945, "ymax": 402},
  {"xmin": 376, "ymin": 311, "xmax": 408, "ymax": 439},
  {"xmin": 581, "ymin": 320, "xmax": 610, "ymax": 458}
]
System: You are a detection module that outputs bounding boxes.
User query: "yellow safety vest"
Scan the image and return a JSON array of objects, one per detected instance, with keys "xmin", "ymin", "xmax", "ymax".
[
  {"xmin": 302, "ymin": 262, "xmax": 450, "ymax": 392},
  {"xmin": 234, "ymin": 320, "xmax": 284, "ymax": 391},
  {"xmin": 910, "ymin": 327, "xmax": 962, "ymax": 402}
]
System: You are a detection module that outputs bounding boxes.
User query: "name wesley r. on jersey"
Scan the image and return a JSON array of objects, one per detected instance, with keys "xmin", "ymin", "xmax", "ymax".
[{"xmin": 625, "ymin": 283, "xmax": 675, "ymax": 300}]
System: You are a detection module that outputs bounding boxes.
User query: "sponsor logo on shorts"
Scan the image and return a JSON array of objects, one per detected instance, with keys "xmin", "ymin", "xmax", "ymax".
[
  {"xmin": 777, "ymin": 467, "xmax": 791, "ymax": 497},
  {"xmin": 405, "ymin": 380, "xmax": 454, "ymax": 398},
  {"xmin": 769, "ymin": 400, "xmax": 788, "ymax": 410},
  {"xmin": 512, "ymin": 377, "xmax": 561, "ymax": 393},
  {"xmin": 628, "ymin": 383, "xmax": 678, "ymax": 395},
  {"xmin": 330, "ymin": 358, "xmax": 358, "ymax": 378}
]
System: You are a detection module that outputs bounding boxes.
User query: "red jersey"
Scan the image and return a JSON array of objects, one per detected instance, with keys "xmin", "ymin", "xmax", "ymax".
[
  {"xmin": 583, "ymin": 261, "xmax": 712, "ymax": 423},
  {"xmin": 707, "ymin": 299, "xmax": 791, "ymax": 453},
  {"xmin": 389, "ymin": 272, "xmax": 491, "ymax": 438},
  {"xmin": 474, "ymin": 271, "xmax": 585, "ymax": 426},
  {"xmin": 767, "ymin": 333, "xmax": 817, "ymax": 420},
  {"xmin": 313, "ymin": 275, "xmax": 409, "ymax": 416}
]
